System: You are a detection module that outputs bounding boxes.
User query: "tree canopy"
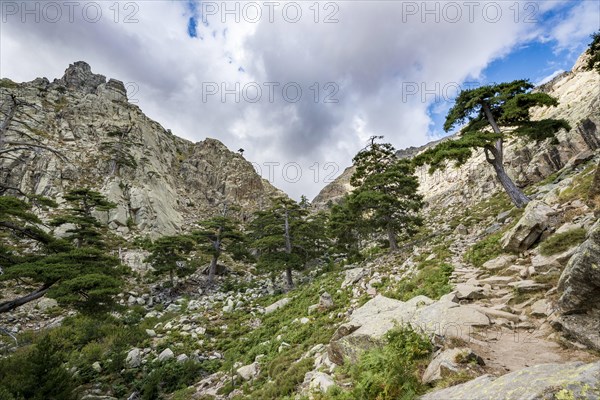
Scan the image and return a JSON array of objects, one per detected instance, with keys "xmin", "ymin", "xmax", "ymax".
[{"xmin": 415, "ymin": 80, "xmax": 570, "ymax": 208}]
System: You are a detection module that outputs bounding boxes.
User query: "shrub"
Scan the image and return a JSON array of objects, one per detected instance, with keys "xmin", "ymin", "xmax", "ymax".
[
  {"xmin": 326, "ymin": 326, "xmax": 432, "ymax": 400},
  {"xmin": 464, "ymin": 231, "xmax": 504, "ymax": 268}
]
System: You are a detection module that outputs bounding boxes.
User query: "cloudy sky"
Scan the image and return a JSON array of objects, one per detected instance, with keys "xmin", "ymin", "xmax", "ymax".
[{"xmin": 1, "ymin": 0, "xmax": 598, "ymax": 200}]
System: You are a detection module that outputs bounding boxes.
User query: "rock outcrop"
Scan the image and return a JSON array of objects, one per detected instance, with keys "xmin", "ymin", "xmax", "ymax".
[
  {"xmin": 328, "ymin": 295, "xmax": 489, "ymax": 365},
  {"xmin": 0, "ymin": 62, "xmax": 283, "ymax": 238},
  {"xmin": 420, "ymin": 362, "xmax": 600, "ymax": 400},
  {"xmin": 553, "ymin": 219, "xmax": 600, "ymax": 350},
  {"xmin": 501, "ymin": 201, "xmax": 557, "ymax": 252}
]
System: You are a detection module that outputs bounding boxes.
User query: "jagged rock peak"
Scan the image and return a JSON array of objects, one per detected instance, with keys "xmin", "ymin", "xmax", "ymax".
[{"xmin": 58, "ymin": 61, "xmax": 106, "ymax": 93}]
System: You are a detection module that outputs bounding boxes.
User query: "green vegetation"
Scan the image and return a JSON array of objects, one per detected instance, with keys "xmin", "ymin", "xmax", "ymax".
[
  {"xmin": 539, "ymin": 228, "xmax": 587, "ymax": 256},
  {"xmin": 322, "ymin": 326, "xmax": 432, "ymax": 400},
  {"xmin": 464, "ymin": 231, "xmax": 505, "ymax": 268},
  {"xmin": 0, "ymin": 190, "xmax": 124, "ymax": 314},
  {"xmin": 387, "ymin": 244, "xmax": 454, "ymax": 301},
  {"xmin": 415, "ymin": 80, "xmax": 570, "ymax": 208},
  {"xmin": 558, "ymin": 163, "xmax": 596, "ymax": 203},
  {"xmin": 586, "ymin": 30, "xmax": 600, "ymax": 73}
]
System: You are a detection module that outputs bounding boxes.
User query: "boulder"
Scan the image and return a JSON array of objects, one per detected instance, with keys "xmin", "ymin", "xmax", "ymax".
[
  {"xmin": 307, "ymin": 372, "xmax": 335, "ymax": 393},
  {"xmin": 319, "ymin": 292, "xmax": 334, "ymax": 309},
  {"xmin": 328, "ymin": 295, "xmax": 489, "ymax": 365},
  {"xmin": 454, "ymin": 284, "xmax": 484, "ymax": 300},
  {"xmin": 481, "ymin": 254, "xmax": 517, "ymax": 271},
  {"xmin": 501, "ymin": 201, "xmax": 556, "ymax": 252},
  {"xmin": 341, "ymin": 268, "xmax": 366, "ymax": 288},
  {"xmin": 125, "ymin": 348, "xmax": 142, "ymax": 368},
  {"xmin": 236, "ymin": 362, "xmax": 259, "ymax": 381},
  {"xmin": 422, "ymin": 348, "xmax": 483, "ymax": 384},
  {"xmin": 558, "ymin": 219, "xmax": 600, "ymax": 314},
  {"xmin": 531, "ymin": 299, "xmax": 552, "ymax": 317},
  {"xmin": 37, "ymin": 297, "xmax": 58, "ymax": 312},
  {"xmin": 264, "ymin": 298, "xmax": 291, "ymax": 314},
  {"xmin": 420, "ymin": 362, "xmax": 600, "ymax": 400},
  {"xmin": 158, "ymin": 348, "xmax": 174, "ymax": 362}
]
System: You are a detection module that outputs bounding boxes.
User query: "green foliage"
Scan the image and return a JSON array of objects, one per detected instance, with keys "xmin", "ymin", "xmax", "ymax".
[
  {"xmin": 250, "ymin": 356, "xmax": 314, "ymax": 398},
  {"xmin": 586, "ymin": 30, "xmax": 600, "ymax": 73},
  {"xmin": 464, "ymin": 231, "xmax": 504, "ymax": 268},
  {"xmin": 414, "ymin": 79, "xmax": 569, "ymax": 208},
  {"xmin": 249, "ymin": 197, "xmax": 328, "ymax": 285},
  {"xmin": 140, "ymin": 359, "xmax": 204, "ymax": 399},
  {"xmin": 0, "ymin": 336, "xmax": 76, "ymax": 400},
  {"xmin": 0, "ymin": 191, "xmax": 123, "ymax": 314},
  {"xmin": 539, "ymin": 228, "xmax": 587, "ymax": 256},
  {"xmin": 0, "ymin": 78, "xmax": 19, "ymax": 89},
  {"xmin": 327, "ymin": 196, "xmax": 363, "ymax": 261},
  {"xmin": 145, "ymin": 235, "xmax": 196, "ymax": 285},
  {"xmin": 392, "ymin": 263, "xmax": 454, "ymax": 301},
  {"xmin": 50, "ymin": 188, "xmax": 117, "ymax": 248},
  {"xmin": 325, "ymin": 326, "xmax": 432, "ymax": 400},
  {"xmin": 348, "ymin": 139, "xmax": 423, "ymax": 252}
]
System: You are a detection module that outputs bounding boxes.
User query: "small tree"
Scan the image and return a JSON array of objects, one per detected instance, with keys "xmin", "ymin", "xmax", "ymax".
[
  {"xmin": 192, "ymin": 205, "xmax": 242, "ymax": 284},
  {"xmin": 586, "ymin": 30, "xmax": 600, "ymax": 73},
  {"xmin": 145, "ymin": 235, "xmax": 195, "ymax": 287},
  {"xmin": 350, "ymin": 138, "xmax": 424, "ymax": 252},
  {"xmin": 415, "ymin": 80, "xmax": 570, "ymax": 208}
]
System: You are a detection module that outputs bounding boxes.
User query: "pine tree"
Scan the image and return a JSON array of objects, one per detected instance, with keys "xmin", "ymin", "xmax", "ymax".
[
  {"xmin": 350, "ymin": 138, "xmax": 424, "ymax": 252},
  {"xmin": 414, "ymin": 80, "xmax": 570, "ymax": 208},
  {"xmin": 145, "ymin": 235, "xmax": 195, "ymax": 287},
  {"xmin": 50, "ymin": 188, "xmax": 117, "ymax": 248},
  {"xmin": 192, "ymin": 205, "xmax": 242, "ymax": 284},
  {"xmin": 0, "ymin": 193, "xmax": 123, "ymax": 314},
  {"xmin": 586, "ymin": 30, "xmax": 600, "ymax": 73},
  {"xmin": 249, "ymin": 197, "xmax": 308, "ymax": 288},
  {"xmin": 328, "ymin": 195, "xmax": 363, "ymax": 260}
]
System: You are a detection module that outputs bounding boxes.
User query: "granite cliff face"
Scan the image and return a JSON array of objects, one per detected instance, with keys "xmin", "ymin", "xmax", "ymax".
[
  {"xmin": 0, "ymin": 62, "xmax": 282, "ymax": 237},
  {"xmin": 313, "ymin": 51, "xmax": 600, "ymax": 210}
]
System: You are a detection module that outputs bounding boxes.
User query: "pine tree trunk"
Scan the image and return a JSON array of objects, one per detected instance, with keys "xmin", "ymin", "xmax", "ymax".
[
  {"xmin": 480, "ymin": 102, "xmax": 530, "ymax": 209},
  {"xmin": 487, "ymin": 153, "xmax": 530, "ymax": 208},
  {"xmin": 387, "ymin": 225, "xmax": 399, "ymax": 252},
  {"xmin": 208, "ymin": 253, "xmax": 219, "ymax": 284},
  {"xmin": 285, "ymin": 267, "xmax": 293, "ymax": 288}
]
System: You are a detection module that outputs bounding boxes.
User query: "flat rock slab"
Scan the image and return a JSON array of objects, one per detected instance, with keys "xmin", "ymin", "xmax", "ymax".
[
  {"xmin": 508, "ymin": 280, "xmax": 551, "ymax": 292},
  {"xmin": 328, "ymin": 295, "xmax": 489, "ymax": 365},
  {"xmin": 420, "ymin": 362, "xmax": 600, "ymax": 400}
]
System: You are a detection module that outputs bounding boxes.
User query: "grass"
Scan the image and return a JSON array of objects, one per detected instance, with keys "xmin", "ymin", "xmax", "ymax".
[
  {"xmin": 558, "ymin": 164, "xmax": 596, "ymax": 203},
  {"xmin": 464, "ymin": 231, "xmax": 504, "ymax": 268},
  {"xmin": 539, "ymin": 228, "xmax": 587, "ymax": 256},
  {"xmin": 385, "ymin": 244, "xmax": 454, "ymax": 301}
]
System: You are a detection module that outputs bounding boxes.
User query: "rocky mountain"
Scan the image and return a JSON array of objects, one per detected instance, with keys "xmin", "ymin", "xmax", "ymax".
[
  {"xmin": 0, "ymin": 62, "xmax": 283, "ymax": 237},
  {"xmin": 313, "ymin": 51, "xmax": 600, "ymax": 210}
]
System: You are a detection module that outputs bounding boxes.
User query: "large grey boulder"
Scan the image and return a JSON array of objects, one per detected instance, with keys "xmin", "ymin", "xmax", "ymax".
[
  {"xmin": 554, "ymin": 220, "xmax": 600, "ymax": 350},
  {"xmin": 328, "ymin": 295, "xmax": 489, "ymax": 365},
  {"xmin": 501, "ymin": 201, "xmax": 557, "ymax": 252},
  {"xmin": 420, "ymin": 362, "xmax": 600, "ymax": 400},
  {"xmin": 125, "ymin": 348, "xmax": 142, "ymax": 368},
  {"xmin": 558, "ymin": 219, "xmax": 600, "ymax": 313}
]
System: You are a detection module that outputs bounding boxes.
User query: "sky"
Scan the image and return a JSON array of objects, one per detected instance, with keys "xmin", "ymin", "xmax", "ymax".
[{"xmin": 1, "ymin": 0, "xmax": 599, "ymax": 200}]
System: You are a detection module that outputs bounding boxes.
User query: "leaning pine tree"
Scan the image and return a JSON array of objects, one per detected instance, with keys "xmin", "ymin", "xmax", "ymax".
[{"xmin": 414, "ymin": 80, "xmax": 570, "ymax": 208}]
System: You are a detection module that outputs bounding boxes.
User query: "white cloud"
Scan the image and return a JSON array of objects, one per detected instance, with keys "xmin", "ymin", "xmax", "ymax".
[{"xmin": 0, "ymin": 1, "xmax": 597, "ymax": 200}]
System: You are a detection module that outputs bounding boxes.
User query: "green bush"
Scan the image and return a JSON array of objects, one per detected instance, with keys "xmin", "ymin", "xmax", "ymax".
[
  {"xmin": 325, "ymin": 326, "xmax": 432, "ymax": 400},
  {"xmin": 539, "ymin": 228, "xmax": 587, "ymax": 256},
  {"xmin": 464, "ymin": 231, "xmax": 504, "ymax": 268},
  {"xmin": 390, "ymin": 263, "xmax": 454, "ymax": 301}
]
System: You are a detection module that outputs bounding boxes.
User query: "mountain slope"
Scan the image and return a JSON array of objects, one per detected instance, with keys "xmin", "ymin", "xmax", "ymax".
[{"xmin": 0, "ymin": 62, "xmax": 283, "ymax": 237}]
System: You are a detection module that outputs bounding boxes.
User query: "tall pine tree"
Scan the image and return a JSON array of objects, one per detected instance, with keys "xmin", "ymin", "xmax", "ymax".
[{"xmin": 350, "ymin": 138, "xmax": 423, "ymax": 252}]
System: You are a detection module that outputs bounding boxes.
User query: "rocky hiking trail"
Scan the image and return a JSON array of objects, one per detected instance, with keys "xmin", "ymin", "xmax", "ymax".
[{"xmin": 446, "ymin": 238, "xmax": 594, "ymax": 377}]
